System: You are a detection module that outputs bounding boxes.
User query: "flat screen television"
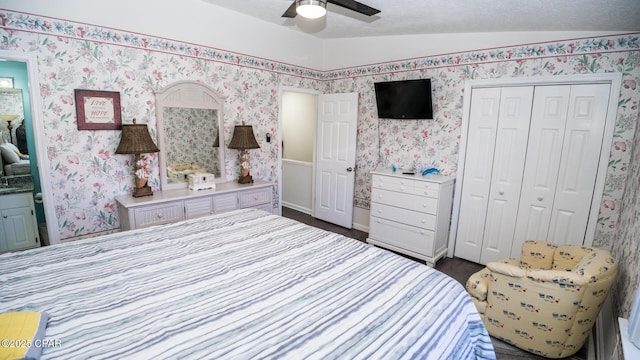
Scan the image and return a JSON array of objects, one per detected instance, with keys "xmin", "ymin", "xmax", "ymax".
[{"xmin": 374, "ymin": 79, "xmax": 433, "ymax": 119}]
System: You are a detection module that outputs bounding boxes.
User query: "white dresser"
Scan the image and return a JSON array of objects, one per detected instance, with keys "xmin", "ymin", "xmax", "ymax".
[
  {"xmin": 115, "ymin": 180, "xmax": 273, "ymax": 230},
  {"xmin": 367, "ymin": 169, "xmax": 454, "ymax": 266}
]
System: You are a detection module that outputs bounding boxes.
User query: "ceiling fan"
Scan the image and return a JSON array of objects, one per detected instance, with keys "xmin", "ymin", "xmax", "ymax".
[{"xmin": 282, "ymin": 0, "xmax": 380, "ymax": 19}]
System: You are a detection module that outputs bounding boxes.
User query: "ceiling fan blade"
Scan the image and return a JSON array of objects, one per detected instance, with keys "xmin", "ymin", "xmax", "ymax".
[
  {"xmin": 282, "ymin": 1, "xmax": 297, "ymax": 18},
  {"xmin": 328, "ymin": 0, "xmax": 380, "ymax": 16}
]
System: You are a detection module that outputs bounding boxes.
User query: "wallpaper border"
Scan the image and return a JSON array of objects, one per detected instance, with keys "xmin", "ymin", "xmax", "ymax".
[{"xmin": 1, "ymin": 9, "xmax": 639, "ymax": 82}]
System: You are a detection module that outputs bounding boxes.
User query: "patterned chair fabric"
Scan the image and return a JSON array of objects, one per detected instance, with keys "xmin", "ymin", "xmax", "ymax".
[{"xmin": 465, "ymin": 240, "xmax": 617, "ymax": 358}]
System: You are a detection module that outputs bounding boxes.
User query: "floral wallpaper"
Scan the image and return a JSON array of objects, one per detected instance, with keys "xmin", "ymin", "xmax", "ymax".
[
  {"xmin": 615, "ymin": 108, "xmax": 640, "ymax": 319},
  {"xmin": 163, "ymin": 107, "xmax": 220, "ymax": 178},
  {"xmin": 0, "ymin": 10, "xmax": 639, "ymax": 318}
]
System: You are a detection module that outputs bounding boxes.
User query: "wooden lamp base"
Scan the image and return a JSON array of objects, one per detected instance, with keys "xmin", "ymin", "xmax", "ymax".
[{"xmin": 133, "ymin": 185, "xmax": 153, "ymax": 197}]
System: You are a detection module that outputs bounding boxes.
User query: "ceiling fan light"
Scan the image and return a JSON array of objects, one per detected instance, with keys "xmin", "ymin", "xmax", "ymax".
[{"xmin": 296, "ymin": 0, "xmax": 327, "ymax": 19}]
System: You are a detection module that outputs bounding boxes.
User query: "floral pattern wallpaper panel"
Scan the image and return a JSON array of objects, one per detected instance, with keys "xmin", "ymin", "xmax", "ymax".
[{"xmin": 0, "ymin": 10, "xmax": 638, "ymax": 317}]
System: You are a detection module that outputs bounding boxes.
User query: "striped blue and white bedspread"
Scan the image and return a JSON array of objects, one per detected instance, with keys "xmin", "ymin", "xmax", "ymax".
[{"xmin": 1, "ymin": 209, "xmax": 495, "ymax": 359}]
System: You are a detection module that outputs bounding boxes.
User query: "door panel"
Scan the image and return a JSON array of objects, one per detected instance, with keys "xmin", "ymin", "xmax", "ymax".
[
  {"xmin": 548, "ymin": 84, "xmax": 610, "ymax": 246},
  {"xmin": 480, "ymin": 86, "xmax": 534, "ymax": 264},
  {"xmin": 454, "ymin": 88, "xmax": 501, "ymax": 262},
  {"xmin": 313, "ymin": 92, "xmax": 358, "ymax": 228},
  {"xmin": 511, "ymin": 86, "xmax": 570, "ymax": 257}
]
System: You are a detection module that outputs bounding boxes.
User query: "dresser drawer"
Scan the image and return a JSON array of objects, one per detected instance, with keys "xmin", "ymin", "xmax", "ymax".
[
  {"xmin": 370, "ymin": 202, "xmax": 436, "ymax": 230},
  {"xmin": 372, "ymin": 175, "xmax": 440, "ymax": 197},
  {"xmin": 213, "ymin": 193, "xmax": 238, "ymax": 213},
  {"xmin": 369, "ymin": 217, "xmax": 435, "ymax": 255},
  {"xmin": 371, "ymin": 188, "xmax": 438, "ymax": 214},
  {"xmin": 184, "ymin": 197, "xmax": 213, "ymax": 219},
  {"xmin": 133, "ymin": 201, "xmax": 184, "ymax": 228},
  {"xmin": 238, "ymin": 188, "xmax": 271, "ymax": 208}
]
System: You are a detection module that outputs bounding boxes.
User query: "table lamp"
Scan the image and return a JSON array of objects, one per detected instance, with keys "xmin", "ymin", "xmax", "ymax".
[
  {"xmin": 228, "ymin": 123, "xmax": 260, "ymax": 184},
  {"xmin": 115, "ymin": 118, "xmax": 159, "ymax": 197}
]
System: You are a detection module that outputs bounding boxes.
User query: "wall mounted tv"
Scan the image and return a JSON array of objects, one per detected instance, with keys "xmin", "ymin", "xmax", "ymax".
[{"xmin": 374, "ymin": 79, "xmax": 433, "ymax": 119}]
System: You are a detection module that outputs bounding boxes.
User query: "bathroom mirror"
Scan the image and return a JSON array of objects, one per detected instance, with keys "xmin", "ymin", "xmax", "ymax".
[
  {"xmin": 0, "ymin": 88, "xmax": 25, "ymax": 149},
  {"xmin": 156, "ymin": 81, "xmax": 226, "ymax": 191}
]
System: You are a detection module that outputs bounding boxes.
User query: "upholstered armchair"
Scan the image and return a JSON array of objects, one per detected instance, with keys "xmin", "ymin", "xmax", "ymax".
[{"xmin": 466, "ymin": 241, "xmax": 617, "ymax": 359}]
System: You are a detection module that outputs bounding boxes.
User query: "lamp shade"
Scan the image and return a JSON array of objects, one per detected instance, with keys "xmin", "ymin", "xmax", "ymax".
[
  {"xmin": 115, "ymin": 118, "xmax": 159, "ymax": 154},
  {"xmin": 228, "ymin": 125, "xmax": 260, "ymax": 150}
]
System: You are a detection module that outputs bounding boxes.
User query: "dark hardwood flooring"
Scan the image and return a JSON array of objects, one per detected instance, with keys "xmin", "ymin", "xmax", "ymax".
[{"xmin": 281, "ymin": 207, "xmax": 588, "ymax": 360}]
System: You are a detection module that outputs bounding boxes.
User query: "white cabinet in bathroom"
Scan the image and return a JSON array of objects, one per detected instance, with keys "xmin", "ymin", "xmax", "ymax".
[{"xmin": 0, "ymin": 192, "xmax": 40, "ymax": 253}]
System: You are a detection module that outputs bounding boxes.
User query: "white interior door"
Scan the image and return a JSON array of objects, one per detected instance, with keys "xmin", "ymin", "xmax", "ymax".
[
  {"xmin": 511, "ymin": 85, "xmax": 571, "ymax": 257},
  {"xmin": 313, "ymin": 92, "xmax": 358, "ymax": 228},
  {"xmin": 479, "ymin": 86, "xmax": 534, "ymax": 264},
  {"xmin": 454, "ymin": 88, "xmax": 501, "ymax": 262},
  {"xmin": 547, "ymin": 83, "xmax": 610, "ymax": 246}
]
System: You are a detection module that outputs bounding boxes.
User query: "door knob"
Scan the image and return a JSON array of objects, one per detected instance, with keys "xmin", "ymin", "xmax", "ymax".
[{"xmin": 346, "ymin": 167, "xmax": 353, "ymax": 172}]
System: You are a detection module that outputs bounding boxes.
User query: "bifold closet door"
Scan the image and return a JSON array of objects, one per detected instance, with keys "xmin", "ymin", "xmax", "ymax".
[
  {"xmin": 510, "ymin": 85, "xmax": 571, "ymax": 257},
  {"xmin": 455, "ymin": 86, "xmax": 534, "ymax": 263},
  {"xmin": 510, "ymin": 84, "xmax": 610, "ymax": 257}
]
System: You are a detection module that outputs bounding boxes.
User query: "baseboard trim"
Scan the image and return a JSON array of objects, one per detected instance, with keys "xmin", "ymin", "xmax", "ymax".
[
  {"xmin": 281, "ymin": 203, "xmax": 311, "ymax": 215},
  {"xmin": 352, "ymin": 222, "xmax": 368, "ymax": 233}
]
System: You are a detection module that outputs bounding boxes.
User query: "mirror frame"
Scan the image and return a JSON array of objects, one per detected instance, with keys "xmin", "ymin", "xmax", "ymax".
[{"xmin": 155, "ymin": 80, "xmax": 226, "ymax": 191}]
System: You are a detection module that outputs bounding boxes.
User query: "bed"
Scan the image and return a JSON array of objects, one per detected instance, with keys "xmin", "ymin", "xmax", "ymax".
[{"xmin": 0, "ymin": 209, "xmax": 495, "ymax": 359}]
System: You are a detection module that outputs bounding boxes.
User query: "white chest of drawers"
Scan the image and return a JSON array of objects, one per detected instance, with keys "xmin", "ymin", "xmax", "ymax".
[
  {"xmin": 367, "ymin": 170, "xmax": 454, "ymax": 266},
  {"xmin": 115, "ymin": 181, "xmax": 273, "ymax": 230}
]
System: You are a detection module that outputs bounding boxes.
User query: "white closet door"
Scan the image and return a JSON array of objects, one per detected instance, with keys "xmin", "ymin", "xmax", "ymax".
[
  {"xmin": 479, "ymin": 86, "xmax": 534, "ymax": 264},
  {"xmin": 548, "ymin": 84, "xmax": 610, "ymax": 246},
  {"xmin": 454, "ymin": 88, "xmax": 501, "ymax": 262},
  {"xmin": 511, "ymin": 86, "xmax": 571, "ymax": 257}
]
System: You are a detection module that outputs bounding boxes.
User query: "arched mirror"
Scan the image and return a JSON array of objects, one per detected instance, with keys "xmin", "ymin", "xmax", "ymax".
[{"xmin": 156, "ymin": 81, "xmax": 226, "ymax": 191}]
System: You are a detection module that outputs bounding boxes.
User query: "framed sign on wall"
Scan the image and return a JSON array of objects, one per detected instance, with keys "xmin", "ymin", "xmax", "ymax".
[{"xmin": 75, "ymin": 89, "xmax": 122, "ymax": 130}]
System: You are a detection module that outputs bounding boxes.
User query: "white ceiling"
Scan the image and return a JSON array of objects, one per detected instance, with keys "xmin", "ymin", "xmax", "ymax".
[{"xmin": 203, "ymin": 0, "xmax": 640, "ymax": 39}]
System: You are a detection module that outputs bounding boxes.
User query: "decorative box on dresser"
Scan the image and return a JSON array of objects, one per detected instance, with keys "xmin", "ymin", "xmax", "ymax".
[
  {"xmin": 367, "ymin": 169, "xmax": 455, "ymax": 267},
  {"xmin": 115, "ymin": 180, "xmax": 273, "ymax": 231}
]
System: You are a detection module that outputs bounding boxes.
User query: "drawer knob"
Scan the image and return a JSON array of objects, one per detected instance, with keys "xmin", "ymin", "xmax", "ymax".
[
  {"xmin": 377, "ymin": 209, "xmax": 382, "ymax": 213},
  {"xmin": 400, "ymin": 186, "xmax": 405, "ymax": 191},
  {"xmin": 499, "ymin": 191, "xmax": 505, "ymax": 196},
  {"xmin": 2, "ymin": 214, "xmax": 6, "ymax": 219},
  {"xmin": 537, "ymin": 196, "xmax": 544, "ymax": 201},
  {"xmin": 157, "ymin": 213, "xmax": 164, "ymax": 218}
]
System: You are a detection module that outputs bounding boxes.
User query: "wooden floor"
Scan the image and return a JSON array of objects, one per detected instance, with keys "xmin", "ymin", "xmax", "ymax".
[{"xmin": 281, "ymin": 207, "xmax": 588, "ymax": 360}]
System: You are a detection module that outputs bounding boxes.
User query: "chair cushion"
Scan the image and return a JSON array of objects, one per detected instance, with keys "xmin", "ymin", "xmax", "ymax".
[
  {"xmin": 553, "ymin": 245, "xmax": 593, "ymax": 271},
  {"xmin": 574, "ymin": 249, "xmax": 618, "ymax": 283},
  {"xmin": 527, "ymin": 269, "xmax": 587, "ymax": 286},
  {"xmin": 520, "ymin": 240, "xmax": 556, "ymax": 269},
  {"xmin": 487, "ymin": 261, "xmax": 527, "ymax": 278}
]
